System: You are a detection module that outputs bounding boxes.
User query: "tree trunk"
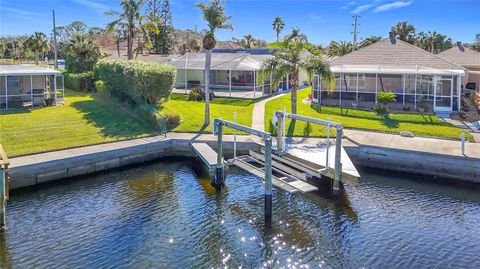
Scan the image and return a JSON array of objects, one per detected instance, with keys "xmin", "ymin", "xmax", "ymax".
[
  {"xmin": 276, "ymin": 32, "xmax": 279, "ymax": 42},
  {"xmin": 127, "ymin": 27, "xmax": 134, "ymax": 60},
  {"xmin": 291, "ymin": 85, "xmax": 297, "ymax": 114},
  {"xmin": 204, "ymin": 49, "xmax": 212, "ymax": 125},
  {"xmin": 116, "ymin": 38, "xmax": 120, "ymax": 57},
  {"xmin": 35, "ymin": 50, "xmax": 39, "ymax": 65}
]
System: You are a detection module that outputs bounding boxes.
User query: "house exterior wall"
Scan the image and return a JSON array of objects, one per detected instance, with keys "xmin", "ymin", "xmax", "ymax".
[{"xmin": 463, "ymin": 68, "xmax": 480, "ymax": 91}]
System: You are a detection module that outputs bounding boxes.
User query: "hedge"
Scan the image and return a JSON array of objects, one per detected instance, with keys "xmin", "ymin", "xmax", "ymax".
[
  {"xmin": 94, "ymin": 60, "xmax": 176, "ymax": 105},
  {"xmin": 64, "ymin": 72, "xmax": 95, "ymax": 92}
]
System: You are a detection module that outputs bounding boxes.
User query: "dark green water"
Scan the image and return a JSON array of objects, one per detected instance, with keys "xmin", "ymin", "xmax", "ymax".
[{"xmin": 1, "ymin": 158, "xmax": 480, "ymax": 268}]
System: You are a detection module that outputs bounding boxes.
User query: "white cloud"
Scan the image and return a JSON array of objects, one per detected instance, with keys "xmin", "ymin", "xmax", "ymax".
[
  {"xmin": 373, "ymin": 1, "xmax": 413, "ymax": 13},
  {"xmin": 2, "ymin": 7, "xmax": 43, "ymax": 17},
  {"xmin": 72, "ymin": 0, "xmax": 111, "ymax": 13},
  {"xmin": 352, "ymin": 4, "xmax": 374, "ymax": 14}
]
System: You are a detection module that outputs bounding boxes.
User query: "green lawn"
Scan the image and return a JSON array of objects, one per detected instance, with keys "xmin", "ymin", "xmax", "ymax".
[
  {"xmin": 159, "ymin": 93, "xmax": 255, "ymax": 134},
  {"xmin": 264, "ymin": 88, "xmax": 473, "ymax": 141},
  {"xmin": 0, "ymin": 89, "xmax": 157, "ymax": 157}
]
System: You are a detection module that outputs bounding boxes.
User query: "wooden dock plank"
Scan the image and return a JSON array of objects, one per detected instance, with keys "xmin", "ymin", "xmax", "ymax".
[{"xmin": 191, "ymin": 143, "xmax": 217, "ymax": 170}]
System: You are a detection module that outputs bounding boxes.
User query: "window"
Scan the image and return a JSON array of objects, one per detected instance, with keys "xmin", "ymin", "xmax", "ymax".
[{"xmin": 7, "ymin": 76, "xmax": 20, "ymax": 89}]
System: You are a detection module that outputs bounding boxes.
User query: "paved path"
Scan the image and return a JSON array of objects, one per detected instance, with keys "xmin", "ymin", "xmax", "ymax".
[{"xmin": 251, "ymin": 92, "xmax": 287, "ymax": 131}]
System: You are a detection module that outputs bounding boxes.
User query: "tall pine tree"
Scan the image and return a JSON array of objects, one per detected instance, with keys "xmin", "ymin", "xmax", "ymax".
[
  {"xmin": 156, "ymin": 0, "xmax": 174, "ymax": 54},
  {"xmin": 146, "ymin": 0, "xmax": 161, "ymax": 53}
]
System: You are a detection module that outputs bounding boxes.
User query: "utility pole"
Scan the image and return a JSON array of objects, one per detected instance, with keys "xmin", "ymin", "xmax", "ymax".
[
  {"xmin": 352, "ymin": 15, "xmax": 360, "ymax": 50},
  {"xmin": 52, "ymin": 10, "xmax": 58, "ymax": 69}
]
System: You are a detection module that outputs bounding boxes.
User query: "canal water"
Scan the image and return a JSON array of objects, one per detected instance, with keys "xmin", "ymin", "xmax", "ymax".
[{"xmin": 1, "ymin": 158, "xmax": 480, "ymax": 268}]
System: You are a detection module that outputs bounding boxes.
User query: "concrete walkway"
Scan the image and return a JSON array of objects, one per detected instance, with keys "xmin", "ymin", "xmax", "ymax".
[{"xmin": 251, "ymin": 92, "xmax": 287, "ymax": 131}]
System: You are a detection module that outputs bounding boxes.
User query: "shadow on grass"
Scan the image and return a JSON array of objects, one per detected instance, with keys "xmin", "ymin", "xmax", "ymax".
[
  {"xmin": 379, "ymin": 115, "xmax": 400, "ymax": 129},
  {"xmin": 0, "ymin": 107, "xmax": 32, "ymax": 115},
  {"xmin": 72, "ymin": 98, "xmax": 157, "ymax": 138}
]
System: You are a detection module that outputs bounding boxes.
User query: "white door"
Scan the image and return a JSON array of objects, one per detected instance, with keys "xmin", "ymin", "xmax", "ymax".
[{"xmin": 433, "ymin": 76, "xmax": 453, "ymax": 112}]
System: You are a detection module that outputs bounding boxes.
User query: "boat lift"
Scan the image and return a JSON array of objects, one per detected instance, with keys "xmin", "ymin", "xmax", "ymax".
[
  {"xmin": 0, "ymin": 144, "xmax": 10, "ymax": 231},
  {"xmin": 191, "ymin": 113, "xmax": 360, "ymax": 224}
]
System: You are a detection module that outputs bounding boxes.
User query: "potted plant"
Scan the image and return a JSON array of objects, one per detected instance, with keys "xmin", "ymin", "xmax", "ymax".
[
  {"xmin": 402, "ymin": 105, "xmax": 411, "ymax": 112},
  {"xmin": 418, "ymin": 105, "xmax": 426, "ymax": 113},
  {"xmin": 44, "ymin": 91, "xmax": 55, "ymax": 106}
]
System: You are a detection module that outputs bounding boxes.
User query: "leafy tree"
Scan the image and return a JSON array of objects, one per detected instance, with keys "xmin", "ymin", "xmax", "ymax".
[
  {"xmin": 156, "ymin": 0, "xmax": 174, "ymax": 54},
  {"xmin": 272, "ymin": 16, "xmax": 285, "ymax": 42},
  {"xmin": 88, "ymin": 27, "xmax": 105, "ymax": 36},
  {"xmin": 66, "ymin": 21, "xmax": 88, "ymax": 36},
  {"xmin": 391, "ymin": 21, "xmax": 416, "ymax": 44},
  {"xmin": 359, "ymin": 36, "xmax": 382, "ymax": 48},
  {"xmin": 65, "ymin": 35, "xmax": 101, "ymax": 73},
  {"xmin": 259, "ymin": 29, "xmax": 335, "ymax": 114},
  {"xmin": 243, "ymin": 34, "xmax": 254, "ymax": 48},
  {"xmin": 196, "ymin": 0, "xmax": 232, "ymax": 125},
  {"xmin": 0, "ymin": 42, "xmax": 4, "ymax": 58},
  {"xmin": 106, "ymin": 0, "xmax": 153, "ymax": 60},
  {"xmin": 25, "ymin": 32, "xmax": 49, "ymax": 65}
]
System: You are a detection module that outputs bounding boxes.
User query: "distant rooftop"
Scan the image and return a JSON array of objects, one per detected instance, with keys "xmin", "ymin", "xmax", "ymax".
[
  {"xmin": 170, "ymin": 53, "xmax": 273, "ymax": 71},
  {"xmin": 0, "ymin": 64, "xmax": 61, "ymax": 76},
  {"xmin": 437, "ymin": 42, "xmax": 480, "ymax": 69},
  {"xmin": 330, "ymin": 37, "xmax": 465, "ymax": 75}
]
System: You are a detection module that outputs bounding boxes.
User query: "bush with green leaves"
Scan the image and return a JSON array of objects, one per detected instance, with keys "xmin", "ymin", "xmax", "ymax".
[
  {"xmin": 94, "ymin": 59, "xmax": 176, "ymax": 105},
  {"xmin": 375, "ymin": 92, "xmax": 397, "ymax": 114},
  {"xmin": 187, "ymin": 87, "xmax": 215, "ymax": 101},
  {"xmin": 64, "ymin": 72, "xmax": 95, "ymax": 91}
]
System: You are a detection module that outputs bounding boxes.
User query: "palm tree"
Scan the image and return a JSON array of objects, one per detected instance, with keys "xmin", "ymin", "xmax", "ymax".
[
  {"xmin": 65, "ymin": 35, "xmax": 101, "ymax": 73},
  {"xmin": 416, "ymin": 31, "xmax": 452, "ymax": 53},
  {"xmin": 272, "ymin": 16, "xmax": 285, "ymax": 42},
  {"xmin": 134, "ymin": 16, "xmax": 159, "ymax": 58},
  {"xmin": 259, "ymin": 29, "xmax": 335, "ymax": 114},
  {"xmin": 391, "ymin": 21, "xmax": 416, "ymax": 44},
  {"xmin": 327, "ymin": 41, "xmax": 352, "ymax": 56},
  {"xmin": 243, "ymin": 34, "xmax": 254, "ymax": 48},
  {"xmin": 25, "ymin": 32, "xmax": 49, "ymax": 65},
  {"xmin": 359, "ymin": 36, "xmax": 382, "ymax": 48},
  {"xmin": 106, "ymin": 0, "xmax": 146, "ymax": 60},
  {"xmin": 196, "ymin": 0, "xmax": 232, "ymax": 125}
]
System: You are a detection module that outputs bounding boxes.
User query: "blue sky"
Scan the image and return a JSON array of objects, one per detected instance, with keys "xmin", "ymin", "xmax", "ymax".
[{"xmin": 1, "ymin": 0, "xmax": 479, "ymax": 45}]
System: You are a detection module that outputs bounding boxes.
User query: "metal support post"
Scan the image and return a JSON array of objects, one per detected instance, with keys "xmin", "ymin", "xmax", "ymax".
[
  {"xmin": 333, "ymin": 126, "xmax": 343, "ymax": 193},
  {"xmin": 276, "ymin": 111, "xmax": 284, "ymax": 153},
  {"xmin": 0, "ymin": 168, "xmax": 5, "ymax": 230},
  {"xmin": 264, "ymin": 138, "xmax": 273, "ymax": 226},
  {"xmin": 461, "ymin": 133, "xmax": 465, "ymax": 156},
  {"xmin": 233, "ymin": 112, "xmax": 237, "ymax": 159},
  {"xmin": 213, "ymin": 123, "xmax": 224, "ymax": 190}
]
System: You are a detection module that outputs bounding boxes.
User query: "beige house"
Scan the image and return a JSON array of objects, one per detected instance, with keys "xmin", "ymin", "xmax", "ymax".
[
  {"xmin": 314, "ymin": 35, "xmax": 465, "ymax": 113},
  {"xmin": 438, "ymin": 42, "xmax": 480, "ymax": 92},
  {"xmin": 0, "ymin": 64, "xmax": 64, "ymax": 109}
]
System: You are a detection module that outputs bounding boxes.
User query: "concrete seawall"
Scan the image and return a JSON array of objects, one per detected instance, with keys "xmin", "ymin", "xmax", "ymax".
[{"xmin": 7, "ymin": 134, "xmax": 480, "ymax": 190}]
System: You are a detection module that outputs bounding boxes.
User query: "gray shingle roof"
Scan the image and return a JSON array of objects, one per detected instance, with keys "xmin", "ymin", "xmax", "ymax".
[
  {"xmin": 169, "ymin": 53, "xmax": 273, "ymax": 71},
  {"xmin": 330, "ymin": 37, "xmax": 464, "ymax": 72},
  {"xmin": 437, "ymin": 44, "xmax": 480, "ymax": 68}
]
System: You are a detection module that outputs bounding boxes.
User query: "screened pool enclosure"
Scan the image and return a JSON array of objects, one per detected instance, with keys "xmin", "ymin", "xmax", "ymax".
[
  {"xmin": 0, "ymin": 65, "xmax": 64, "ymax": 109},
  {"xmin": 312, "ymin": 67, "xmax": 464, "ymax": 113}
]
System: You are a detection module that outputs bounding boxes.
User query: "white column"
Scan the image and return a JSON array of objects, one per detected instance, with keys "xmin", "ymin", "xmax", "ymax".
[
  {"xmin": 4, "ymin": 76, "xmax": 7, "ymax": 109},
  {"xmin": 414, "ymin": 74, "xmax": 417, "ymax": 110},
  {"xmin": 339, "ymin": 73, "xmax": 342, "ymax": 106},
  {"xmin": 229, "ymin": 70, "xmax": 232, "ymax": 97},
  {"xmin": 30, "ymin": 75, "xmax": 33, "ymax": 107},
  {"xmin": 375, "ymin": 73, "xmax": 378, "ymax": 105},
  {"xmin": 54, "ymin": 75, "xmax": 57, "ymax": 104},
  {"xmin": 270, "ymin": 72, "xmax": 273, "ymax": 94},
  {"xmin": 253, "ymin": 70, "xmax": 256, "ymax": 99},
  {"xmin": 457, "ymin": 74, "xmax": 461, "ymax": 111},
  {"xmin": 356, "ymin": 73, "xmax": 359, "ymax": 101},
  {"xmin": 184, "ymin": 53, "xmax": 188, "ymax": 93},
  {"xmin": 286, "ymin": 74, "xmax": 289, "ymax": 90},
  {"xmin": 402, "ymin": 75, "xmax": 406, "ymax": 105}
]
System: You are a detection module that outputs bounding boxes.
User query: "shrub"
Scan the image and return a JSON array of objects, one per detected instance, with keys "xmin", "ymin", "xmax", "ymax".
[
  {"xmin": 95, "ymin": 80, "xmax": 107, "ymax": 94},
  {"xmin": 375, "ymin": 92, "xmax": 397, "ymax": 114},
  {"xmin": 64, "ymin": 72, "xmax": 95, "ymax": 91},
  {"xmin": 188, "ymin": 87, "xmax": 203, "ymax": 101},
  {"xmin": 187, "ymin": 87, "xmax": 215, "ymax": 101},
  {"xmin": 94, "ymin": 59, "xmax": 176, "ymax": 106}
]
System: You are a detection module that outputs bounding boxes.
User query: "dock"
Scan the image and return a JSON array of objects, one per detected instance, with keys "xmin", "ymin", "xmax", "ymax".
[{"xmin": 191, "ymin": 143, "xmax": 218, "ymax": 173}]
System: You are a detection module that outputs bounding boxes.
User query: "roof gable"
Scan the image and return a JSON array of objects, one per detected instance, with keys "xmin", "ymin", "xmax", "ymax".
[
  {"xmin": 437, "ymin": 44, "xmax": 480, "ymax": 68},
  {"xmin": 331, "ymin": 38, "xmax": 464, "ymax": 71}
]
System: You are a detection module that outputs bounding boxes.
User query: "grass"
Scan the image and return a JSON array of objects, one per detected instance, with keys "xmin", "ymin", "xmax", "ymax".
[
  {"xmin": 0, "ymin": 89, "xmax": 157, "ymax": 157},
  {"xmin": 0, "ymin": 90, "xmax": 256, "ymax": 157},
  {"xmin": 264, "ymin": 87, "xmax": 473, "ymax": 141},
  {"xmin": 159, "ymin": 93, "xmax": 255, "ymax": 134}
]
